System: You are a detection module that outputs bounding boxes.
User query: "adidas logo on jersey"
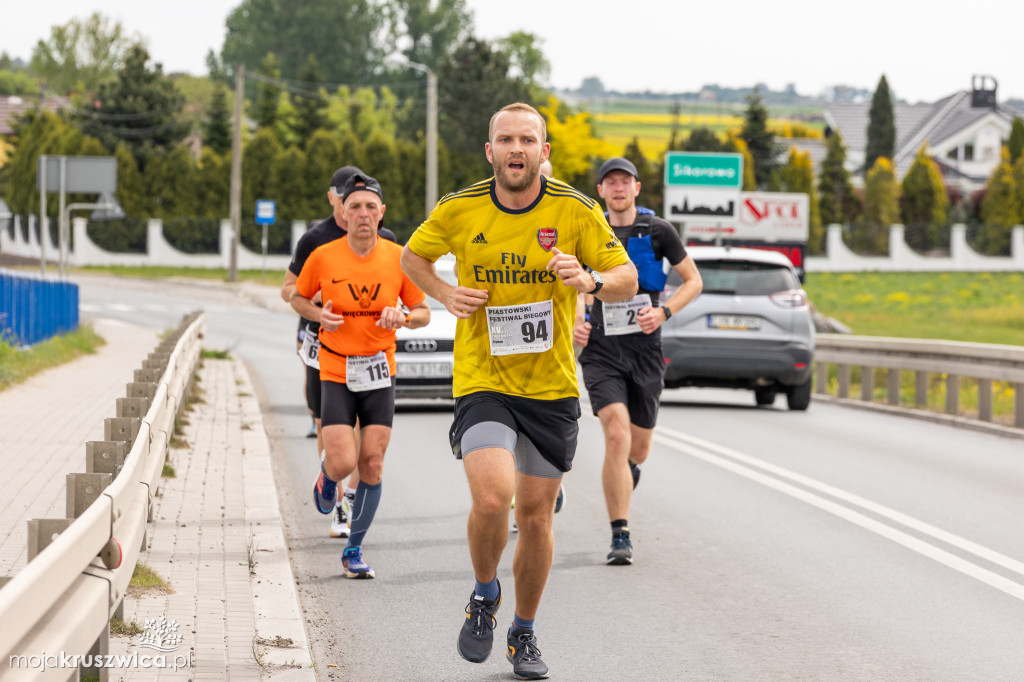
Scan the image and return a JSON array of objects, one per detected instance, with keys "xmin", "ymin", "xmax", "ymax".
[{"xmin": 471, "ymin": 233, "xmax": 487, "ymax": 244}]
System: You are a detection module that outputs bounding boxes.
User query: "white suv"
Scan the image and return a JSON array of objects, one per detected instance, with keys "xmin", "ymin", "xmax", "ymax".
[{"xmin": 660, "ymin": 246, "xmax": 814, "ymax": 410}]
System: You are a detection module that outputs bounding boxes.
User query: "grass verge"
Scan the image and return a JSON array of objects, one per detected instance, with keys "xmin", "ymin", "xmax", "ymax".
[{"xmin": 0, "ymin": 325, "xmax": 105, "ymax": 392}]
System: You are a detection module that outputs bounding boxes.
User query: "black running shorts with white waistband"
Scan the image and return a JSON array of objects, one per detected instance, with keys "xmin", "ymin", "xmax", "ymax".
[
  {"xmin": 579, "ymin": 334, "xmax": 665, "ymax": 429},
  {"xmin": 320, "ymin": 378, "xmax": 396, "ymax": 428},
  {"xmin": 449, "ymin": 391, "xmax": 581, "ymax": 474}
]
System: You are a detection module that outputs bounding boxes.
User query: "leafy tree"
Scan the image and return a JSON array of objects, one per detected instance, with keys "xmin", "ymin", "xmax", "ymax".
[
  {"xmin": 622, "ymin": 137, "xmax": 659, "ymax": 212},
  {"xmin": 979, "ymin": 147, "xmax": 1019, "ymax": 254},
  {"xmin": 221, "ymin": 0, "xmax": 387, "ymax": 84},
  {"xmin": 739, "ymin": 87, "xmax": 776, "ymax": 188},
  {"xmin": 775, "ymin": 146, "xmax": 823, "ymax": 253},
  {"xmin": 855, "ymin": 157, "xmax": 899, "ymax": 254},
  {"xmin": 143, "ymin": 147, "xmax": 198, "ymax": 219},
  {"xmin": 818, "ymin": 131, "xmax": 860, "ymax": 226},
  {"xmin": 255, "ymin": 53, "xmax": 282, "ymax": 131},
  {"xmin": 290, "ymin": 54, "xmax": 328, "ymax": 145},
  {"xmin": 301, "ymin": 129, "xmax": 345, "ymax": 219},
  {"xmin": 204, "ymin": 85, "xmax": 232, "ymax": 155},
  {"xmin": 538, "ymin": 95, "xmax": 615, "ymax": 193},
  {"xmin": 113, "ymin": 142, "xmax": 148, "ymax": 218},
  {"xmin": 28, "ymin": 13, "xmax": 139, "ymax": 94},
  {"xmin": 726, "ymin": 134, "xmax": 757, "ymax": 191},
  {"xmin": 77, "ymin": 44, "xmax": 188, "ymax": 164},
  {"xmin": 900, "ymin": 143, "xmax": 948, "ymax": 251},
  {"xmin": 5, "ymin": 111, "xmax": 89, "ymax": 215},
  {"xmin": 578, "ymin": 76, "xmax": 605, "ymax": 97},
  {"xmin": 1008, "ymin": 117, "xmax": 1024, "ymax": 165},
  {"xmin": 865, "ymin": 75, "xmax": 895, "ymax": 172},
  {"xmin": 242, "ymin": 128, "xmax": 284, "ymax": 221},
  {"xmin": 274, "ymin": 145, "xmax": 307, "ymax": 223},
  {"xmin": 682, "ymin": 127, "xmax": 726, "ymax": 152},
  {"xmin": 363, "ymin": 133, "xmax": 404, "ymax": 217},
  {"xmin": 496, "ymin": 31, "xmax": 551, "ymax": 90},
  {"xmin": 390, "ymin": 0, "xmax": 472, "ymax": 70},
  {"xmin": 195, "ymin": 147, "xmax": 230, "ymax": 219},
  {"xmin": 0, "ymin": 70, "xmax": 40, "ymax": 95},
  {"xmin": 436, "ymin": 37, "xmax": 531, "ymax": 188}
]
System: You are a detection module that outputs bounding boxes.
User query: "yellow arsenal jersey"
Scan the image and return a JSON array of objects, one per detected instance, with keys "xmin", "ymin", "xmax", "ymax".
[{"xmin": 407, "ymin": 176, "xmax": 630, "ymax": 400}]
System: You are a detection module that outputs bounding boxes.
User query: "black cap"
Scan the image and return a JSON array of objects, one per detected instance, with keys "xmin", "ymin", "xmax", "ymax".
[
  {"xmin": 597, "ymin": 157, "xmax": 639, "ymax": 183},
  {"xmin": 330, "ymin": 166, "xmax": 364, "ymax": 196},
  {"xmin": 341, "ymin": 172, "xmax": 385, "ymax": 204}
]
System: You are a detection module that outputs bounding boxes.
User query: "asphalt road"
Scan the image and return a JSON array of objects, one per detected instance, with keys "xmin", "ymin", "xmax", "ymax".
[{"xmin": 77, "ymin": 274, "xmax": 1024, "ymax": 681}]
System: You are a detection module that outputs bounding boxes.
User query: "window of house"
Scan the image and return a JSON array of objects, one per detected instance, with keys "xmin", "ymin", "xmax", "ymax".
[
  {"xmin": 964, "ymin": 142, "xmax": 975, "ymax": 161},
  {"xmin": 946, "ymin": 147, "xmax": 958, "ymax": 160}
]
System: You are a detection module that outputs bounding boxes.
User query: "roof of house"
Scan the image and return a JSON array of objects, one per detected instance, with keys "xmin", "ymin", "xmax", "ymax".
[
  {"xmin": 0, "ymin": 94, "xmax": 69, "ymax": 136},
  {"xmin": 824, "ymin": 89, "xmax": 1024, "ymax": 176}
]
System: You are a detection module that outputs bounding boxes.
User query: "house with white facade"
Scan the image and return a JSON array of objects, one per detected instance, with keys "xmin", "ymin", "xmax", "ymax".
[{"xmin": 823, "ymin": 75, "xmax": 1024, "ymax": 192}]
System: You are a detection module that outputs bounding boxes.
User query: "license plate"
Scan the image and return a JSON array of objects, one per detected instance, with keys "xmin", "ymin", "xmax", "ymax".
[
  {"xmin": 707, "ymin": 314, "xmax": 761, "ymax": 330},
  {"xmin": 400, "ymin": 361, "xmax": 452, "ymax": 378}
]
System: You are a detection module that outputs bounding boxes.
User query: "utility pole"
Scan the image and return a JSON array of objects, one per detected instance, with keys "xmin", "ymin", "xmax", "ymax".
[
  {"xmin": 425, "ymin": 68, "xmax": 438, "ymax": 217},
  {"xmin": 229, "ymin": 64, "xmax": 244, "ymax": 282}
]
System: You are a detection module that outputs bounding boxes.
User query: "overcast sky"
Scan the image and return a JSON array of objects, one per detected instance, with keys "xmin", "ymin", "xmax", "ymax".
[{"xmin": 5, "ymin": 0, "xmax": 1023, "ymax": 103}]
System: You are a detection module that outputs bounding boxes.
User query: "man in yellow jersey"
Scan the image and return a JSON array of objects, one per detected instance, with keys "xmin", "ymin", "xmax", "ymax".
[
  {"xmin": 293, "ymin": 173, "xmax": 430, "ymax": 579},
  {"xmin": 402, "ymin": 102, "xmax": 637, "ymax": 679}
]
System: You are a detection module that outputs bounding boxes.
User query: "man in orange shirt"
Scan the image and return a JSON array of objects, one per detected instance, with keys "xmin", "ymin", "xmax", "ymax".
[{"xmin": 292, "ymin": 173, "xmax": 430, "ymax": 578}]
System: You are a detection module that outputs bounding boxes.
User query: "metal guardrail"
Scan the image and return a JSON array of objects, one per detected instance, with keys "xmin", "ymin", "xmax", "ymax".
[
  {"xmin": 0, "ymin": 311, "xmax": 205, "ymax": 680},
  {"xmin": 814, "ymin": 334, "xmax": 1024, "ymax": 430},
  {"xmin": 0, "ymin": 269, "xmax": 79, "ymax": 346}
]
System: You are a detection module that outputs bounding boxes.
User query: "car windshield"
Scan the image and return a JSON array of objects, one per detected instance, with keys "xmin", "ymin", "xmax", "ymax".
[{"xmin": 670, "ymin": 260, "xmax": 798, "ymax": 295}]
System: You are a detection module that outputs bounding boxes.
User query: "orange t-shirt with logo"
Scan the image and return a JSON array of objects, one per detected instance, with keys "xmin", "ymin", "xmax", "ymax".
[{"xmin": 295, "ymin": 237, "xmax": 425, "ymax": 384}]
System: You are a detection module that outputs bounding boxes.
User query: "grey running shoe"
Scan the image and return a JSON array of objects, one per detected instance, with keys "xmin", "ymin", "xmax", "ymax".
[
  {"xmin": 506, "ymin": 627, "xmax": 549, "ymax": 680},
  {"xmin": 629, "ymin": 460, "xmax": 642, "ymax": 489},
  {"xmin": 458, "ymin": 580, "xmax": 501, "ymax": 663},
  {"xmin": 554, "ymin": 485, "xmax": 565, "ymax": 513},
  {"xmin": 606, "ymin": 529, "xmax": 633, "ymax": 565}
]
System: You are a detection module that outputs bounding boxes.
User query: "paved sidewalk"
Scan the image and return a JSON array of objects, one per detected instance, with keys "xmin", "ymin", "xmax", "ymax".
[{"xmin": 0, "ymin": 317, "xmax": 314, "ymax": 680}]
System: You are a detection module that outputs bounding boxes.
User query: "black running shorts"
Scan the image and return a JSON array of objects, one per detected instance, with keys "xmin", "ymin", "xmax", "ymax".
[
  {"xmin": 320, "ymin": 378, "xmax": 396, "ymax": 428},
  {"xmin": 579, "ymin": 336, "xmax": 665, "ymax": 429},
  {"xmin": 449, "ymin": 391, "xmax": 581, "ymax": 474},
  {"xmin": 305, "ymin": 363, "xmax": 322, "ymax": 419}
]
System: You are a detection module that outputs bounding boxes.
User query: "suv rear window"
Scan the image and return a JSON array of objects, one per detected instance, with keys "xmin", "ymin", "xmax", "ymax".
[{"xmin": 668, "ymin": 260, "xmax": 798, "ymax": 295}]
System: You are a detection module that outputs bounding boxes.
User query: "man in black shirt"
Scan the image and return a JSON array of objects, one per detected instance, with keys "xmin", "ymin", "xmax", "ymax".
[{"xmin": 574, "ymin": 157, "xmax": 703, "ymax": 565}]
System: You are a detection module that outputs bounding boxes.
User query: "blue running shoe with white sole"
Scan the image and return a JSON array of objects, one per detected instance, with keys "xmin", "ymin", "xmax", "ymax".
[
  {"xmin": 313, "ymin": 461, "xmax": 337, "ymax": 515},
  {"xmin": 458, "ymin": 580, "xmax": 501, "ymax": 662},
  {"xmin": 342, "ymin": 546, "xmax": 375, "ymax": 579}
]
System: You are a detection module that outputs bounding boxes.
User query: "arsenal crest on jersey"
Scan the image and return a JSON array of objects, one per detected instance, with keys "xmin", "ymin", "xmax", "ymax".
[{"xmin": 537, "ymin": 228, "xmax": 558, "ymax": 251}]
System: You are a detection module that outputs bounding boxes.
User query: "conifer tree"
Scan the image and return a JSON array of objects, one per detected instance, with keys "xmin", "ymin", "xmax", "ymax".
[
  {"xmin": 818, "ymin": 131, "xmax": 860, "ymax": 227},
  {"xmin": 291, "ymin": 54, "xmax": 328, "ymax": 145},
  {"xmin": 858, "ymin": 157, "xmax": 899, "ymax": 254},
  {"xmin": 979, "ymin": 147, "xmax": 1019, "ymax": 254},
  {"xmin": 203, "ymin": 85, "xmax": 232, "ymax": 156},
  {"xmin": 739, "ymin": 88, "xmax": 776, "ymax": 188},
  {"xmin": 1009, "ymin": 117, "xmax": 1024, "ymax": 165},
  {"xmin": 900, "ymin": 143, "xmax": 948, "ymax": 251},
  {"xmin": 255, "ymin": 53, "xmax": 282, "ymax": 131},
  {"xmin": 865, "ymin": 75, "xmax": 896, "ymax": 172}
]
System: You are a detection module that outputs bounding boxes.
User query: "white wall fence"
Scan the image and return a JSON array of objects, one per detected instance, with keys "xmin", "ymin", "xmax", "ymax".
[
  {"xmin": 2, "ymin": 215, "xmax": 1024, "ymax": 272},
  {"xmin": 0, "ymin": 216, "xmax": 309, "ymax": 271}
]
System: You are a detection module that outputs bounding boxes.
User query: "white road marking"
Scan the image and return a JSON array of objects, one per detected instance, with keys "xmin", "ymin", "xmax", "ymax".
[{"xmin": 651, "ymin": 425, "xmax": 1024, "ymax": 602}]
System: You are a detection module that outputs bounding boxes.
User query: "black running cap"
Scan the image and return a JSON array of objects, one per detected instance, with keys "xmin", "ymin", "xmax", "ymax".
[
  {"xmin": 330, "ymin": 166, "xmax": 364, "ymax": 195},
  {"xmin": 597, "ymin": 157, "xmax": 639, "ymax": 183},
  {"xmin": 340, "ymin": 173, "xmax": 385, "ymax": 204}
]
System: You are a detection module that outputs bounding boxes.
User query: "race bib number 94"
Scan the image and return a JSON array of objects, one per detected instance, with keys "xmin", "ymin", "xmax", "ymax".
[
  {"xmin": 486, "ymin": 300, "xmax": 554, "ymax": 356},
  {"xmin": 603, "ymin": 294, "xmax": 652, "ymax": 336}
]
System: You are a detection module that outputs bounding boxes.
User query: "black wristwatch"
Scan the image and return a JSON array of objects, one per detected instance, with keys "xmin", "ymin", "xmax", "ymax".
[
  {"xmin": 587, "ymin": 271, "xmax": 604, "ymax": 295},
  {"xmin": 661, "ymin": 305, "xmax": 673, "ymax": 320}
]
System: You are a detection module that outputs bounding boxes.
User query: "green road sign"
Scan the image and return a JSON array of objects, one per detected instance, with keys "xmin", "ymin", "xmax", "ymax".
[{"xmin": 665, "ymin": 152, "xmax": 743, "ymax": 188}]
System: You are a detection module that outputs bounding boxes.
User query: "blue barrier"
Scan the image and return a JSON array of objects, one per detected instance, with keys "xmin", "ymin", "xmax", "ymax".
[{"xmin": 0, "ymin": 270, "xmax": 79, "ymax": 346}]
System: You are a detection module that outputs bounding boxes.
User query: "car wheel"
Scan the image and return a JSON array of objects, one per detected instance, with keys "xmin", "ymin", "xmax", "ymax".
[
  {"xmin": 754, "ymin": 386, "xmax": 777, "ymax": 406},
  {"xmin": 786, "ymin": 378, "xmax": 812, "ymax": 411}
]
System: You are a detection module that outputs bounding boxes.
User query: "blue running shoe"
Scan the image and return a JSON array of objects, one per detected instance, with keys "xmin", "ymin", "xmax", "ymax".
[
  {"xmin": 313, "ymin": 460, "xmax": 337, "ymax": 515},
  {"xmin": 554, "ymin": 485, "xmax": 565, "ymax": 513},
  {"xmin": 606, "ymin": 529, "xmax": 633, "ymax": 565},
  {"xmin": 629, "ymin": 460, "xmax": 642, "ymax": 490},
  {"xmin": 342, "ymin": 546, "xmax": 375, "ymax": 579}
]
